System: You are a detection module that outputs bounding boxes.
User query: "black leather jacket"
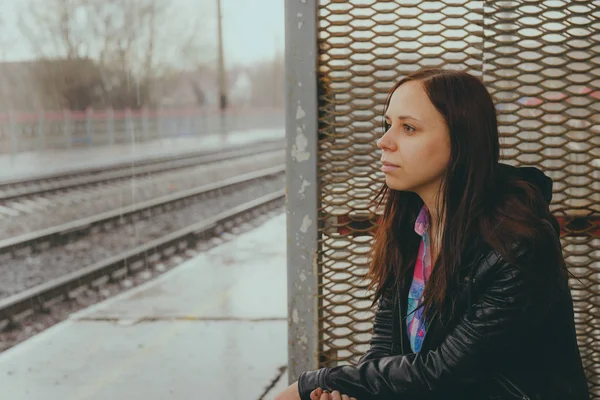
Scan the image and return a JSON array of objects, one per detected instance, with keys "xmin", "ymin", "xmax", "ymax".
[{"xmin": 298, "ymin": 166, "xmax": 590, "ymax": 400}]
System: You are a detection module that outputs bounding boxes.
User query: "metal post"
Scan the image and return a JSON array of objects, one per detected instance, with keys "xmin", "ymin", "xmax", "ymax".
[
  {"xmin": 86, "ymin": 107, "xmax": 93, "ymax": 147},
  {"xmin": 107, "ymin": 107, "xmax": 115, "ymax": 145},
  {"xmin": 285, "ymin": 0, "xmax": 320, "ymax": 383},
  {"xmin": 216, "ymin": 0, "xmax": 228, "ymax": 144},
  {"xmin": 126, "ymin": 108, "xmax": 134, "ymax": 143},
  {"xmin": 63, "ymin": 109, "xmax": 72, "ymax": 149}
]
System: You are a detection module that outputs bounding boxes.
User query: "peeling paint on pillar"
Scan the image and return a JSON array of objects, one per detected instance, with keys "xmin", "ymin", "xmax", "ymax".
[
  {"xmin": 293, "ymin": 105, "xmax": 310, "ymax": 162},
  {"xmin": 285, "ymin": 0, "xmax": 320, "ymax": 383},
  {"xmin": 298, "ymin": 177, "xmax": 311, "ymax": 198},
  {"xmin": 292, "ymin": 126, "xmax": 310, "ymax": 162},
  {"xmin": 297, "ymin": 13, "xmax": 304, "ymax": 29},
  {"xmin": 300, "ymin": 215, "xmax": 312, "ymax": 233}
]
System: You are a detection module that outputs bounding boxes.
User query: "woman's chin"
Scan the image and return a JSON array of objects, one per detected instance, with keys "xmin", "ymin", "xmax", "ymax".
[{"xmin": 385, "ymin": 177, "xmax": 411, "ymax": 191}]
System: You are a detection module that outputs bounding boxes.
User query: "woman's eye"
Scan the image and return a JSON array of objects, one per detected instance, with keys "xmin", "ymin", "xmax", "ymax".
[{"xmin": 383, "ymin": 121, "xmax": 414, "ymax": 134}]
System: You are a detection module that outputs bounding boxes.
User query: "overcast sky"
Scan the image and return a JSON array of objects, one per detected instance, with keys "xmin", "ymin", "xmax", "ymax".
[
  {"xmin": 205, "ymin": 0, "xmax": 285, "ymax": 65},
  {"xmin": 0, "ymin": 0, "xmax": 285, "ymax": 67}
]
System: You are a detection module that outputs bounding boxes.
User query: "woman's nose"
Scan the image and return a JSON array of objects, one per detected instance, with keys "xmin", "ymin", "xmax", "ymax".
[{"xmin": 377, "ymin": 130, "xmax": 396, "ymax": 152}]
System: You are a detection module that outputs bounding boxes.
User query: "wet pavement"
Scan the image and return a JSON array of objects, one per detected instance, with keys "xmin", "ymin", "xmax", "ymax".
[
  {"xmin": 0, "ymin": 213, "xmax": 289, "ymax": 399},
  {"xmin": 0, "ymin": 128, "xmax": 284, "ymax": 182}
]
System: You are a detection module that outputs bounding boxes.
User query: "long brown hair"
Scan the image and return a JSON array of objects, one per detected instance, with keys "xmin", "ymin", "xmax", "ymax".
[{"xmin": 367, "ymin": 68, "xmax": 564, "ymax": 323}]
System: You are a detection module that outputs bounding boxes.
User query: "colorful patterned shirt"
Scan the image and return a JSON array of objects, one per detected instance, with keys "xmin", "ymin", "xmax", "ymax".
[{"xmin": 406, "ymin": 204, "xmax": 434, "ymax": 353}]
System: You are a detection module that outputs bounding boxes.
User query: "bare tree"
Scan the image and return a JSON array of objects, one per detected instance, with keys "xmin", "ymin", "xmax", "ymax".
[{"xmin": 17, "ymin": 0, "xmax": 210, "ymax": 110}]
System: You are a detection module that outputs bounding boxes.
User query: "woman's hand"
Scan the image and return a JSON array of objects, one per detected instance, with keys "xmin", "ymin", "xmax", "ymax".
[
  {"xmin": 273, "ymin": 380, "xmax": 357, "ymax": 400},
  {"xmin": 274, "ymin": 381, "xmax": 301, "ymax": 400},
  {"xmin": 310, "ymin": 388, "xmax": 357, "ymax": 400}
]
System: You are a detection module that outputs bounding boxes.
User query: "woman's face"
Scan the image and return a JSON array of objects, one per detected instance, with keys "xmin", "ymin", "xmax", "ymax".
[{"xmin": 377, "ymin": 80, "xmax": 451, "ymax": 197}]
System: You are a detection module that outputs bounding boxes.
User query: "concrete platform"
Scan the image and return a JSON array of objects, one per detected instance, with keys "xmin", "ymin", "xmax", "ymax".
[
  {"xmin": 0, "ymin": 128, "xmax": 283, "ymax": 183},
  {"xmin": 0, "ymin": 213, "xmax": 289, "ymax": 400}
]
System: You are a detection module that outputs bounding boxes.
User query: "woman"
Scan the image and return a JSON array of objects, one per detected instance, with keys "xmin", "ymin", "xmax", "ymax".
[{"xmin": 276, "ymin": 68, "xmax": 589, "ymax": 400}]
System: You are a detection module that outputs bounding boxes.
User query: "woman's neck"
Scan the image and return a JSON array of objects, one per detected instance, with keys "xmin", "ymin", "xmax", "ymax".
[
  {"xmin": 429, "ymin": 221, "xmax": 443, "ymax": 265},
  {"xmin": 416, "ymin": 183, "xmax": 445, "ymax": 265}
]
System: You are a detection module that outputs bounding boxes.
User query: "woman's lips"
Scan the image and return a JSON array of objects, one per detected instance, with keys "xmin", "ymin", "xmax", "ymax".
[{"xmin": 381, "ymin": 161, "xmax": 400, "ymax": 172}]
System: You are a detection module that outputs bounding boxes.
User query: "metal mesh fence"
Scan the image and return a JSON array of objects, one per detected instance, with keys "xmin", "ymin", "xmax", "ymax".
[{"xmin": 314, "ymin": 0, "xmax": 599, "ymax": 395}]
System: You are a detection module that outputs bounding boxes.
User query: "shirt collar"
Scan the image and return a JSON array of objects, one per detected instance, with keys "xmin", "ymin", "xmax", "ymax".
[{"xmin": 414, "ymin": 204, "xmax": 430, "ymax": 237}]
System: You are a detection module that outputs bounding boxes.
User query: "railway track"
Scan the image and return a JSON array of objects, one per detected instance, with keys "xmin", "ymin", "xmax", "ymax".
[
  {"xmin": 0, "ymin": 166, "xmax": 285, "ymax": 329},
  {"xmin": 0, "ymin": 144, "xmax": 284, "ymax": 242},
  {"xmin": 0, "ymin": 138, "xmax": 284, "ymax": 206}
]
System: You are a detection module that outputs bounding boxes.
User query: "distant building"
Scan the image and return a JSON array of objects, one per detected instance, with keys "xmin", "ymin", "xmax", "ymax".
[
  {"xmin": 0, "ymin": 61, "xmax": 45, "ymax": 112},
  {"xmin": 157, "ymin": 67, "xmax": 251, "ymax": 109}
]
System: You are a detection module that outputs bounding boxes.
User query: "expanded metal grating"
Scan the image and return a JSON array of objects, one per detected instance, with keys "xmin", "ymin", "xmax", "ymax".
[{"xmin": 315, "ymin": 0, "xmax": 599, "ymax": 396}]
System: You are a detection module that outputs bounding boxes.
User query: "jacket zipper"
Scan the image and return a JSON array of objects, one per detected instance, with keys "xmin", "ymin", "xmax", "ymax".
[{"xmin": 495, "ymin": 374, "xmax": 531, "ymax": 400}]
